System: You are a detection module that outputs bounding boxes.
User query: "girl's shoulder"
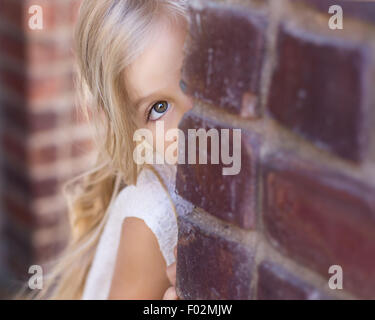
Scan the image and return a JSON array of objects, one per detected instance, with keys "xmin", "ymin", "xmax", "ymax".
[
  {"xmin": 113, "ymin": 166, "xmax": 175, "ymax": 218},
  {"xmin": 82, "ymin": 166, "xmax": 178, "ymax": 299},
  {"xmin": 111, "ymin": 165, "xmax": 178, "ymax": 266}
]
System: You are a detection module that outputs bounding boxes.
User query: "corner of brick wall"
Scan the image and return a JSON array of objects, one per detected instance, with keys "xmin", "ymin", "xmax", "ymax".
[
  {"xmin": 0, "ymin": 0, "xmax": 95, "ymax": 295},
  {"xmin": 176, "ymin": 0, "xmax": 375, "ymax": 300}
]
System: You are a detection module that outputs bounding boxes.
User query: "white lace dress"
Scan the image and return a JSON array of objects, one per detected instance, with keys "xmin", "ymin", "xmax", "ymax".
[{"xmin": 82, "ymin": 162, "xmax": 193, "ymax": 300}]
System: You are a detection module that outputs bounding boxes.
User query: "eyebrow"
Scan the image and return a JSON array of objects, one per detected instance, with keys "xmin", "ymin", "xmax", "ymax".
[
  {"xmin": 134, "ymin": 92, "xmax": 156, "ymax": 110},
  {"xmin": 133, "ymin": 62, "xmax": 183, "ymax": 109}
]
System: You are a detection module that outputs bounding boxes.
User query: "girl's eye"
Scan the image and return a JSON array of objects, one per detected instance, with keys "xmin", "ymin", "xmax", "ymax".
[{"xmin": 148, "ymin": 101, "xmax": 170, "ymax": 121}]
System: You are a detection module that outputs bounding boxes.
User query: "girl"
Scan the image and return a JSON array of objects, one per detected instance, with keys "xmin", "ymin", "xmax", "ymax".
[{"xmin": 34, "ymin": 0, "xmax": 194, "ymax": 299}]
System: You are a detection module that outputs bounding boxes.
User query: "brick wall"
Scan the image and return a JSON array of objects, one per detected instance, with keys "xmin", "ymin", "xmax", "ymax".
[
  {"xmin": 176, "ymin": 0, "xmax": 375, "ymax": 299},
  {"xmin": 0, "ymin": 0, "xmax": 94, "ymax": 295}
]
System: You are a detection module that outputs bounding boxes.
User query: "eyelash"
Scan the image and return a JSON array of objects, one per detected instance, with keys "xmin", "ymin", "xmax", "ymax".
[{"xmin": 146, "ymin": 100, "xmax": 171, "ymax": 122}]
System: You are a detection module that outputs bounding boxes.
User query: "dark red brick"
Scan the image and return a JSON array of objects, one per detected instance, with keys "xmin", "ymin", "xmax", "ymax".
[
  {"xmin": 257, "ymin": 261, "xmax": 331, "ymax": 300},
  {"xmin": 0, "ymin": 30, "xmax": 26, "ymax": 62},
  {"xmin": 176, "ymin": 212, "xmax": 254, "ymax": 299},
  {"xmin": 2, "ymin": 193, "xmax": 64, "ymax": 229},
  {"xmin": 0, "ymin": 66, "xmax": 73, "ymax": 102},
  {"xmin": 2, "ymin": 163, "xmax": 59, "ymax": 198},
  {"xmin": 2, "ymin": 133, "xmax": 27, "ymax": 162},
  {"xmin": 0, "ymin": 67, "xmax": 27, "ymax": 97},
  {"xmin": 0, "ymin": 0, "xmax": 25, "ymax": 30},
  {"xmin": 29, "ymin": 145, "xmax": 58, "ymax": 165},
  {"xmin": 2, "ymin": 133, "xmax": 58, "ymax": 165},
  {"xmin": 182, "ymin": 2, "xmax": 267, "ymax": 116},
  {"xmin": 3, "ymin": 219, "xmax": 33, "ymax": 260},
  {"xmin": 262, "ymin": 151, "xmax": 375, "ymax": 299},
  {"xmin": 1, "ymin": 100, "xmax": 58, "ymax": 133},
  {"xmin": 268, "ymin": 24, "xmax": 372, "ymax": 162},
  {"xmin": 4, "ymin": 218, "xmax": 65, "ymax": 269},
  {"xmin": 1, "ymin": 100, "xmax": 27, "ymax": 131},
  {"xmin": 5, "ymin": 239, "xmax": 33, "ymax": 282},
  {"xmin": 27, "ymin": 110, "xmax": 58, "ymax": 132},
  {"xmin": 176, "ymin": 112, "xmax": 259, "ymax": 229},
  {"xmin": 2, "ymin": 195, "xmax": 35, "ymax": 228}
]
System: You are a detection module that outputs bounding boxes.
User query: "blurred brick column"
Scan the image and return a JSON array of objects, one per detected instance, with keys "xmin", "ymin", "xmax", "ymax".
[
  {"xmin": 0, "ymin": 0, "xmax": 94, "ymax": 292},
  {"xmin": 177, "ymin": 0, "xmax": 375, "ymax": 300}
]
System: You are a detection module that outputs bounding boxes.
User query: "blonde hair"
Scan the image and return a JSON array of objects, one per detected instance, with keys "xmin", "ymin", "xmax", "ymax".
[{"xmin": 19, "ymin": 0, "xmax": 189, "ymax": 300}]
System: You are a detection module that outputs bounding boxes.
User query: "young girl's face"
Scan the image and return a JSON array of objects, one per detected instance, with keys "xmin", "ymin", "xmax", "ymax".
[{"xmin": 127, "ymin": 17, "xmax": 193, "ymax": 163}]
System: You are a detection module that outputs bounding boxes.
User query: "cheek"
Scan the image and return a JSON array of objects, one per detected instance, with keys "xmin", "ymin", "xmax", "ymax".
[
  {"xmin": 155, "ymin": 115, "xmax": 179, "ymax": 158},
  {"xmin": 145, "ymin": 114, "xmax": 174, "ymax": 156},
  {"xmin": 161, "ymin": 112, "xmax": 177, "ymax": 151},
  {"xmin": 145, "ymin": 105, "xmax": 186, "ymax": 159}
]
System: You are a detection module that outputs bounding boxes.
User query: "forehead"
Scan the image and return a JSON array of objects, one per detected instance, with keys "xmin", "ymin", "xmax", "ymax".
[{"xmin": 126, "ymin": 19, "xmax": 188, "ymax": 102}]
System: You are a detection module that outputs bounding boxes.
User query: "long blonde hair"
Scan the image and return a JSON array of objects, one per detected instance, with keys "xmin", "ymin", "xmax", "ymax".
[{"xmin": 21, "ymin": 0, "xmax": 188, "ymax": 300}]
